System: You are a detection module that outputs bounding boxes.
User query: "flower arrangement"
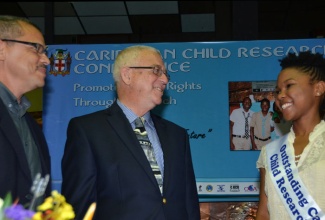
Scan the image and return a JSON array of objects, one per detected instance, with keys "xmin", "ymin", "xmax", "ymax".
[
  {"xmin": 0, "ymin": 173, "xmax": 96, "ymax": 220},
  {"xmin": 33, "ymin": 190, "xmax": 75, "ymax": 220},
  {"xmin": 0, "ymin": 190, "xmax": 75, "ymax": 220}
]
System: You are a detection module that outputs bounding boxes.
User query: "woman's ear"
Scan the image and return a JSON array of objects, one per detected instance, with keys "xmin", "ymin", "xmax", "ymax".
[
  {"xmin": 315, "ymin": 81, "xmax": 325, "ymax": 97},
  {"xmin": 120, "ymin": 67, "xmax": 131, "ymax": 85}
]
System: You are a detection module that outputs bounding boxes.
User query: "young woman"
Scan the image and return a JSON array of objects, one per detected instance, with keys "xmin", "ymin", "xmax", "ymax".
[{"xmin": 256, "ymin": 51, "xmax": 325, "ymax": 220}]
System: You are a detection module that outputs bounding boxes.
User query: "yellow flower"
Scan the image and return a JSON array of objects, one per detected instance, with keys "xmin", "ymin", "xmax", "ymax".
[
  {"xmin": 32, "ymin": 212, "xmax": 44, "ymax": 220},
  {"xmin": 36, "ymin": 197, "xmax": 54, "ymax": 210},
  {"xmin": 33, "ymin": 190, "xmax": 75, "ymax": 220}
]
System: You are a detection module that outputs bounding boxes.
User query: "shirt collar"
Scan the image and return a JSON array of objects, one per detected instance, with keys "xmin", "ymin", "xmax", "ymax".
[
  {"xmin": 0, "ymin": 82, "xmax": 31, "ymax": 117},
  {"xmin": 116, "ymin": 99, "xmax": 152, "ymax": 125}
]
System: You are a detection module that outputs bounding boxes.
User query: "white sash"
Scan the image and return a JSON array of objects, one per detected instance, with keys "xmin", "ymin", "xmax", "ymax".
[{"xmin": 266, "ymin": 134, "xmax": 325, "ymax": 220}]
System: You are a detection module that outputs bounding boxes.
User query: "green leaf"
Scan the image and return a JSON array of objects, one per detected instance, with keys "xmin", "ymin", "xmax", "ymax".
[
  {"xmin": 3, "ymin": 192, "xmax": 12, "ymax": 208},
  {"xmin": 0, "ymin": 192, "xmax": 12, "ymax": 220}
]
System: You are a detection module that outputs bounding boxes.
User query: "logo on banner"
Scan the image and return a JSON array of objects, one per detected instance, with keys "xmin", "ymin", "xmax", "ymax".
[
  {"xmin": 244, "ymin": 185, "xmax": 258, "ymax": 192},
  {"xmin": 230, "ymin": 184, "xmax": 240, "ymax": 192},
  {"xmin": 49, "ymin": 49, "xmax": 72, "ymax": 76},
  {"xmin": 206, "ymin": 185, "xmax": 213, "ymax": 192},
  {"xmin": 216, "ymin": 184, "xmax": 225, "ymax": 192}
]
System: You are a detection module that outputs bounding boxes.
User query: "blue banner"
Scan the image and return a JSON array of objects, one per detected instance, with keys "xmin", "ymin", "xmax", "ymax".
[{"xmin": 43, "ymin": 39, "xmax": 325, "ymax": 200}]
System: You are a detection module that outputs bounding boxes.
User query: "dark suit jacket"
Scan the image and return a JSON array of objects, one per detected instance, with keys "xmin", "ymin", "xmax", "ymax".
[
  {"xmin": 61, "ymin": 102, "xmax": 200, "ymax": 220},
  {"xmin": 0, "ymin": 99, "xmax": 51, "ymax": 205}
]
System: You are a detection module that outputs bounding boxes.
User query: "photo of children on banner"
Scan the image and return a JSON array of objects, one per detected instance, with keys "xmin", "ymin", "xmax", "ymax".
[{"xmin": 229, "ymin": 82, "xmax": 290, "ymax": 151}]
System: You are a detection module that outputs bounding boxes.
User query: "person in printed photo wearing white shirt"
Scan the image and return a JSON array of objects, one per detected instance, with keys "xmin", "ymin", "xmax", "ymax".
[{"xmin": 230, "ymin": 96, "xmax": 255, "ymax": 150}]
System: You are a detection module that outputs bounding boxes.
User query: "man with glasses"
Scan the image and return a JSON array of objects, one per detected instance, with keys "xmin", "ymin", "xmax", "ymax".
[
  {"xmin": 61, "ymin": 45, "xmax": 200, "ymax": 219},
  {"xmin": 0, "ymin": 15, "xmax": 51, "ymax": 209}
]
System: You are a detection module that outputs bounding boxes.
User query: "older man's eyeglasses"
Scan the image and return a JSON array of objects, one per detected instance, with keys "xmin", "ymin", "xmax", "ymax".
[
  {"xmin": 128, "ymin": 65, "xmax": 170, "ymax": 80},
  {"xmin": 1, "ymin": 39, "xmax": 47, "ymax": 54}
]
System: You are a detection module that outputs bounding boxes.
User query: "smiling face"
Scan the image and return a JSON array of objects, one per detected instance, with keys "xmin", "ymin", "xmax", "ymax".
[
  {"xmin": 242, "ymin": 97, "xmax": 252, "ymax": 112},
  {"xmin": 275, "ymin": 67, "xmax": 320, "ymax": 122},
  {"xmin": 126, "ymin": 49, "xmax": 169, "ymax": 113},
  {"xmin": 260, "ymin": 99, "xmax": 270, "ymax": 114},
  {"xmin": 0, "ymin": 21, "xmax": 50, "ymax": 99}
]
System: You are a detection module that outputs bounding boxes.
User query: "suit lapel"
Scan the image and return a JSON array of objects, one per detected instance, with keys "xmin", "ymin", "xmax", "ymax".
[
  {"xmin": 0, "ymin": 100, "xmax": 32, "ymax": 181},
  {"xmin": 105, "ymin": 103, "xmax": 159, "ymax": 186}
]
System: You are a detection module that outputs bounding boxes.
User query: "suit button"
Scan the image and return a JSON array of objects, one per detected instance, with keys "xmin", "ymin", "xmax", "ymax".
[
  {"xmin": 25, "ymin": 193, "xmax": 33, "ymax": 200},
  {"xmin": 162, "ymin": 198, "xmax": 167, "ymax": 204}
]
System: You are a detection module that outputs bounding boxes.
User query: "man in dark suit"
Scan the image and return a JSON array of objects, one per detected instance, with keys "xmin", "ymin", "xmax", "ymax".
[
  {"xmin": 0, "ymin": 15, "xmax": 51, "ymax": 208},
  {"xmin": 61, "ymin": 45, "xmax": 200, "ymax": 219}
]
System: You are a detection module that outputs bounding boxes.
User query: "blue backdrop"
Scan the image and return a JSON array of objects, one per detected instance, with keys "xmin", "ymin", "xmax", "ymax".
[{"xmin": 43, "ymin": 39, "xmax": 325, "ymax": 201}]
